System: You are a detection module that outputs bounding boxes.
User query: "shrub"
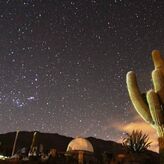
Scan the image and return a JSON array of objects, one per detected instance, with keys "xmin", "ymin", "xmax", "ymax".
[{"xmin": 122, "ymin": 130, "xmax": 151, "ymax": 152}]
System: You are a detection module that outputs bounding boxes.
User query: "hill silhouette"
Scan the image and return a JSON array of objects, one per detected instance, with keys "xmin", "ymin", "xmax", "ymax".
[
  {"xmin": 0, "ymin": 131, "xmax": 159, "ymax": 163},
  {"xmin": 0, "ymin": 131, "xmax": 124, "ymax": 154}
]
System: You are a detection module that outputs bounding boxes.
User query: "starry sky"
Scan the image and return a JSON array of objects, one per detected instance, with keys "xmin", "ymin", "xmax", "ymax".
[{"xmin": 0, "ymin": 0, "xmax": 164, "ymax": 144}]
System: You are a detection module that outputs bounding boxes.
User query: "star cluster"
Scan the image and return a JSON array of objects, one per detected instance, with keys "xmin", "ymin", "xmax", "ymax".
[{"xmin": 0, "ymin": 0, "xmax": 164, "ymax": 141}]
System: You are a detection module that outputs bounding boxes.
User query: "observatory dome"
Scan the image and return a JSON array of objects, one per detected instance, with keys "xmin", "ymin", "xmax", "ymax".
[{"xmin": 66, "ymin": 137, "xmax": 94, "ymax": 153}]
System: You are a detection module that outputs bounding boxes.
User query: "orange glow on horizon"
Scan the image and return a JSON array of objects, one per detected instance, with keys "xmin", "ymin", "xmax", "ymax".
[{"xmin": 113, "ymin": 116, "xmax": 158, "ymax": 152}]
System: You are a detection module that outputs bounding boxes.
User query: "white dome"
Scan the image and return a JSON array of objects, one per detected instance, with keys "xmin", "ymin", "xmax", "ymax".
[{"xmin": 67, "ymin": 137, "xmax": 94, "ymax": 153}]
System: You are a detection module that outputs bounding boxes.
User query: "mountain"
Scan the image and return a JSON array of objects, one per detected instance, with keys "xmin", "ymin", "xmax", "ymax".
[
  {"xmin": 0, "ymin": 131, "xmax": 124, "ymax": 155},
  {"xmin": 0, "ymin": 131, "xmax": 159, "ymax": 163}
]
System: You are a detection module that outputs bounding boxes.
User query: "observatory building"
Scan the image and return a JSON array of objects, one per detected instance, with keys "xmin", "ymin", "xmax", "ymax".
[{"xmin": 66, "ymin": 137, "xmax": 95, "ymax": 164}]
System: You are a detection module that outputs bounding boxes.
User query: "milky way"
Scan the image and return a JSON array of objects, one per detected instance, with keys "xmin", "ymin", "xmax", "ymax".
[{"xmin": 0, "ymin": 0, "xmax": 164, "ymax": 142}]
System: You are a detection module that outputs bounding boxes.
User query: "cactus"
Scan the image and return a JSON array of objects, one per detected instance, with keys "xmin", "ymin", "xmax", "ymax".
[
  {"xmin": 126, "ymin": 50, "xmax": 164, "ymax": 163},
  {"xmin": 29, "ymin": 132, "xmax": 37, "ymax": 156}
]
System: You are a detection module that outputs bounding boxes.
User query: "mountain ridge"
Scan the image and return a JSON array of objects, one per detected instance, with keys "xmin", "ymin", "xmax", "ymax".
[
  {"xmin": 0, "ymin": 131, "xmax": 159, "ymax": 163},
  {"xmin": 0, "ymin": 131, "xmax": 124, "ymax": 154}
]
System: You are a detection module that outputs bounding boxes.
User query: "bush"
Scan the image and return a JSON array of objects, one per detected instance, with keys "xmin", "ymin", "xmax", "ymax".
[{"xmin": 122, "ymin": 130, "xmax": 151, "ymax": 152}]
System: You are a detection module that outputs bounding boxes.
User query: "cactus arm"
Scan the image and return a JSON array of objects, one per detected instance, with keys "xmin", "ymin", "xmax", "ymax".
[
  {"xmin": 146, "ymin": 90, "xmax": 164, "ymax": 126},
  {"xmin": 152, "ymin": 50, "xmax": 164, "ymax": 74},
  {"xmin": 126, "ymin": 71, "xmax": 153, "ymax": 123},
  {"xmin": 152, "ymin": 70, "xmax": 164, "ymax": 104},
  {"xmin": 127, "ymin": 50, "xmax": 164, "ymax": 164}
]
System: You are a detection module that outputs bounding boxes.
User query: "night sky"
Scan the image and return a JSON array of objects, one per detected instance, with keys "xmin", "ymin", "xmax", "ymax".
[{"xmin": 0, "ymin": 0, "xmax": 164, "ymax": 143}]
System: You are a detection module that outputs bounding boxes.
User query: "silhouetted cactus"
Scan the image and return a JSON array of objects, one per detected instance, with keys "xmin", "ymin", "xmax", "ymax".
[
  {"xmin": 126, "ymin": 50, "xmax": 164, "ymax": 163},
  {"xmin": 122, "ymin": 130, "xmax": 151, "ymax": 153}
]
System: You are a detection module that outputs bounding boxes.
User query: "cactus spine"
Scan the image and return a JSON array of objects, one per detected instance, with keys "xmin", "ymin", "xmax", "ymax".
[{"xmin": 126, "ymin": 50, "xmax": 164, "ymax": 164}]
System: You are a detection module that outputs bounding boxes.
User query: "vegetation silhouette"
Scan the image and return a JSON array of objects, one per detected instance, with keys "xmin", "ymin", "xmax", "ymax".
[{"xmin": 127, "ymin": 50, "xmax": 164, "ymax": 163}]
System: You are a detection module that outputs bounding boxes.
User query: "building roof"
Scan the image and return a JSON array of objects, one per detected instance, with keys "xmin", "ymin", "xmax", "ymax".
[{"xmin": 66, "ymin": 137, "xmax": 94, "ymax": 153}]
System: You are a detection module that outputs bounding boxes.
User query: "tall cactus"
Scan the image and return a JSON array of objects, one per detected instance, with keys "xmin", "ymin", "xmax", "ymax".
[{"xmin": 126, "ymin": 50, "xmax": 164, "ymax": 164}]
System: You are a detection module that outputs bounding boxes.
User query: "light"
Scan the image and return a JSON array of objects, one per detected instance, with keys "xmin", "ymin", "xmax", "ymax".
[{"xmin": 0, "ymin": 155, "xmax": 8, "ymax": 160}]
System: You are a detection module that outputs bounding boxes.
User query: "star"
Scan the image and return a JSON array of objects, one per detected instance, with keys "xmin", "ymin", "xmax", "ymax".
[{"xmin": 0, "ymin": 1, "xmax": 163, "ymax": 150}]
